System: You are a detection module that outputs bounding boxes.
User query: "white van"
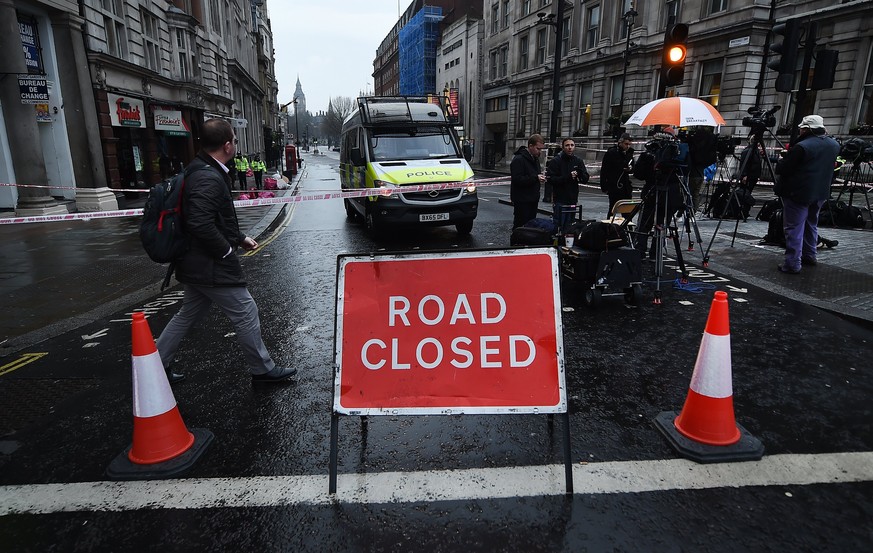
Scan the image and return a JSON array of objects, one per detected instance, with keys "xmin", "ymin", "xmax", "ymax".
[{"xmin": 339, "ymin": 96, "xmax": 477, "ymax": 234}]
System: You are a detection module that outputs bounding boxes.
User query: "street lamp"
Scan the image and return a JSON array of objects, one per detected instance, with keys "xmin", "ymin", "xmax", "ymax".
[
  {"xmin": 536, "ymin": 0, "xmax": 569, "ymax": 144},
  {"xmin": 279, "ymin": 98, "xmax": 300, "ymax": 147},
  {"xmin": 615, "ymin": 5, "xmax": 638, "ymax": 137}
]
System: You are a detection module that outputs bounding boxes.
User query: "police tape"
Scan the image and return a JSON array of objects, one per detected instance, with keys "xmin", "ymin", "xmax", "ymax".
[{"xmin": 0, "ymin": 176, "xmax": 512, "ymax": 226}]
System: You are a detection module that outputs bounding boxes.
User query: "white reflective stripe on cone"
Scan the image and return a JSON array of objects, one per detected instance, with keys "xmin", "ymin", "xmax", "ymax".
[
  {"xmin": 131, "ymin": 351, "xmax": 177, "ymax": 418},
  {"xmin": 688, "ymin": 334, "xmax": 733, "ymax": 399}
]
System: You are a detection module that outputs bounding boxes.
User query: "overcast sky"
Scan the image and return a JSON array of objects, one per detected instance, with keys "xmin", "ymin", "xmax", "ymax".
[{"xmin": 270, "ymin": 1, "xmax": 414, "ymax": 114}]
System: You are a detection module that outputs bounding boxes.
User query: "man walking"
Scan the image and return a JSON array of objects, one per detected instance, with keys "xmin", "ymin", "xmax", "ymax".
[
  {"xmin": 510, "ymin": 134, "xmax": 547, "ymax": 228},
  {"xmin": 774, "ymin": 114, "xmax": 840, "ymax": 274},
  {"xmin": 251, "ymin": 154, "xmax": 266, "ymax": 189},
  {"xmin": 599, "ymin": 133, "xmax": 635, "ymax": 217},
  {"xmin": 546, "ymin": 137, "xmax": 589, "ymax": 231},
  {"xmin": 156, "ymin": 118, "xmax": 297, "ymax": 383}
]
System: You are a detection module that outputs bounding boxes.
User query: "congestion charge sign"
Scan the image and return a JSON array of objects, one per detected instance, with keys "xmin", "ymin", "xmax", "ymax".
[{"xmin": 334, "ymin": 249, "xmax": 567, "ymax": 415}]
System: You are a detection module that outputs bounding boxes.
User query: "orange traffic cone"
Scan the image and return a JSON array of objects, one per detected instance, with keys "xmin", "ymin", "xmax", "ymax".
[
  {"xmin": 107, "ymin": 312, "xmax": 213, "ymax": 480},
  {"xmin": 654, "ymin": 291, "xmax": 764, "ymax": 463}
]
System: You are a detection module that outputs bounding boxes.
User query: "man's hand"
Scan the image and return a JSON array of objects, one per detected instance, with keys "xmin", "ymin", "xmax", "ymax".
[{"xmin": 241, "ymin": 236, "xmax": 258, "ymax": 251}]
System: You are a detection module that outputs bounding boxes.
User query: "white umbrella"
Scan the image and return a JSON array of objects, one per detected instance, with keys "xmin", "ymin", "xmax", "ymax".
[{"xmin": 625, "ymin": 97, "xmax": 725, "ymax": 127}]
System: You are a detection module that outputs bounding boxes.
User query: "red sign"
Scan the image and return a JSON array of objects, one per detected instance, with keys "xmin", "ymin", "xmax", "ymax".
[{"xmin": 334, "ymin": 249, "xmax": 566, "ymax": 415}]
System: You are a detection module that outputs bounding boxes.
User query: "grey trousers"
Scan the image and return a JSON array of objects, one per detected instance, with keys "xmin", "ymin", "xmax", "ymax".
[{"xmin": 156, "ymin": 284, "xmax": 276, "ymax": 375}]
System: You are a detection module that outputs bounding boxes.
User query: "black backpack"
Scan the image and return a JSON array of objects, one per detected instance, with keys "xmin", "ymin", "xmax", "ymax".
[
  {"xmin": 763, "ymin": 209, "xmax": 786, "ymax": 247},
  {"xmin": 139, "ymin": 165, "xmax": 211, "ymax": 288}
]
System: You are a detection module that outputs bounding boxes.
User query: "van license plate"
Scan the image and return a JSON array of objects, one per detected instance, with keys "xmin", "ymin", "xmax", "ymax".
[{"xmin": 420, "ymin": 213, "xmax": 449, "ymax": 222}]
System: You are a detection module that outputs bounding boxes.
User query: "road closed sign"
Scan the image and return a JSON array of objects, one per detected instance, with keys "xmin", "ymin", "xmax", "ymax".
[{"xmin": 334, "ymin": 248, "xmax": 566, "ymax": 415}]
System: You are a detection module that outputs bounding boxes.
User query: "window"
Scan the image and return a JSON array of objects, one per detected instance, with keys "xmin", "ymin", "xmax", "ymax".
[
  {"xmin": 209, "ymin": 0, "xmax": 221, "ymax": 32},
  {"xmin": 141, "ymin": 9, "xmax": 161, "ymax": 72},
  {"xmin": 500, "ymin": 45, "xmax": 509, "ymax": 77},
  {"xmin": 522, "ymin": 0, "xmax": 532, "ymax": 16},
  {"xmin": 489, "ymin": 49, "xmax": 499, "ymax": 80},
  {"xmin": 536, "ymin": 28, "xmax": 547, "ymax": 65},
  {"xmin": 503, "ymin": 0, "xmax": 510, "ymax": 29},
  {"xmin": 698, "ymin": 59, "xmax": 723, "ymax": 107},
  {"xmin": 102, "ymin": 0, "xmax": 128, "ymax": 59},
  {"xmin": 664, "ymin": 0, "xmax": 680, "ymax": 28},
  {"xmin": 486, "ymin": 96, "xmax": 509, "ymax": 112},
  {"xmin": 175, "ymin": 29, "xmax": 199, "ymax": 81},
  {"xmin": 517, "ymin": 94, "xmax": 529, "ymax": 134},
  {"xmin": 533, "ymin": 91, "xmax": 543, "ymax": 132},
  {"xmin": 576, "ymin": 82, "xmax": 593, "ymax": 135},
  {"xmin": 610, "ymin": 76, "xmax": 624, "ymax": 119},
  {"xmin": 518, "ymin": 34, "xmax": 529, "ymax": 71},
  {"xmin": 618, "ymin": 0, "xmax": 633, "ymax": 40},
  {"xmin": 561, "ymin": 16, "xmax": 570, "ymax": 55},
  {"xmin": 215, "ymin": 52, "xmax": 226, "ymax": 94},
  {"xmin": 586, "ymin": 5, "xmax": 600, "ymax": 50},
  {"xmin": 491, "ymin": 3, "xmax": 500, "ymax": 34},
  {"xmin": 859, "ymin": 54, "xmax": 873, "ymax": 126},
  {"xmin": 556, "ymin": 86, "xmax": 566, "ymax": 135},
  {"xmin": 707, "ymin": 0, "xmax": 727, "ymax": 15},
  {"xmin": 539, "ymin": 0, "xmax": 549, "ymax": 7}
]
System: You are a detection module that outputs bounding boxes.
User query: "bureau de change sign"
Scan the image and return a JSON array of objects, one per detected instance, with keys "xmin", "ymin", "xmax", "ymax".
[{"xmin": 333, "ymin": 248, "xmax": 567, "ymax": 415}]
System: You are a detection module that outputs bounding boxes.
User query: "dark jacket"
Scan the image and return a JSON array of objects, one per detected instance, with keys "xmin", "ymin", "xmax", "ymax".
[
  {"xmin": 546, "ymin": 151, "xmax": 590, "ymax": 205},
  {"xmin": 688, "ymin": 129, "xmax": 718, "ymax": 170},
  {"xmin": 775, "ymin": 132, "xmax": 840, "ymax": 203},
  {"xmin": 599, "ymin": 145, "xmax": 635, "ymax": 194},
  {"xmin": 175, "ymin": 152, "xmax": 247, "ymax": 286},
  {"xmin": 510, "ymin": 146, "xmax": 542, "ymax": 203}
]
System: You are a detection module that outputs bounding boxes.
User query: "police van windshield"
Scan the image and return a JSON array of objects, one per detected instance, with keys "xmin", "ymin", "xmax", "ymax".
[{"xmin": 370, "ymin": 128, "xmax": 459, "ymax": 161}]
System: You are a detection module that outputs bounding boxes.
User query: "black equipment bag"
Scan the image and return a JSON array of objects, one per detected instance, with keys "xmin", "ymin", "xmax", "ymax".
[
  {"xmin": 818, "ymin": 200, "xmax": 864, "ymax": 227},
  {"xmin": 511, "ymin": 226, "xmax": 554, "ymax": 246},
  {"xmin": 574, "ymin": 220, "xmax": 628, "ymax": 251},
  {"xmin": 763, "ymin": 209, "xmax": 786, "ymax": 247},
  {"xmin": 756, "ymin": 198, "xmax": 782, "ymax": 222},
  {"xmin": 710, "ymin": 185, "xmax": 755, "ymax": 219}
]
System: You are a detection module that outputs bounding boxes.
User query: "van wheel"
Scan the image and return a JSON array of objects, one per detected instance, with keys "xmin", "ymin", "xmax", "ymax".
[
  {"xmin": 455, "ymin": 220, "xmax": 474, "ymax": 235},
  {"xmin": 344, "ymin": 199, "xmax": 358, "ymax": 221}
]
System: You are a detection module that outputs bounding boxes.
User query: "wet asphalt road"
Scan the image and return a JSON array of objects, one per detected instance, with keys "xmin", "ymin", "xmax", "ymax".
[{"xmin": 0, "ymin": 153, "xmax": 872, "ymax": 551}]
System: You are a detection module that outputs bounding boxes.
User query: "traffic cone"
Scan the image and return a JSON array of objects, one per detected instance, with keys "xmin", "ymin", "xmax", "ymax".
[
  {"xmin": 654, "ymin": 291, "xmax": 764, "ymax": 463},
  {"xmin": 107, "ymin": 312, "xmax": 213, "ymax": 480}
]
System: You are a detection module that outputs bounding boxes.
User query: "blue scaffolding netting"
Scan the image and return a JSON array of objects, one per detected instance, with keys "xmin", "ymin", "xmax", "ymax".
[{"xmin": 399, "ymin": 6, "xmax": 442, "ymax": 96}]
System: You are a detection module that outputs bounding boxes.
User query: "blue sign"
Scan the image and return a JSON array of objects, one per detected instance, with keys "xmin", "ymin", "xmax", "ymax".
[{"xmin": 18, "ymin": 16, "xmax": 43, "ymax": 75}]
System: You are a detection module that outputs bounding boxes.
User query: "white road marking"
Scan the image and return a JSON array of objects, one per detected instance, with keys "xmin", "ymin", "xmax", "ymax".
[
  {"xmin": 679, "ymin": 300, "xmax": 695, "ymax": 306},
  {"xmin": 2, "ymin": 452, "xmax": 871, "ymax": 515}
]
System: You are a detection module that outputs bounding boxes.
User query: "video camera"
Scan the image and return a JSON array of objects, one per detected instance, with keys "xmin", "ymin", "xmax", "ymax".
[
  {"xmin": 742, "ymin": 105, "xmax": 781, "ymax": 131},
  {"xmin": 716, "ymin": 135, "xmax": 740, "ymax": 160},
  {"xmin": 840, "ymin": 137, "xmax": 873, "ymax": 165}
]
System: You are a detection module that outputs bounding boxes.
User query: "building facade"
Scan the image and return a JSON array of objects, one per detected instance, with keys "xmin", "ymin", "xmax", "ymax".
[
  {"xmin": 0, "ymin": 0, "xmax": 279, "ymax": 212},
  {"xmin": 436, "ymin": 15, "xmax": 484, "ymax": 155}
]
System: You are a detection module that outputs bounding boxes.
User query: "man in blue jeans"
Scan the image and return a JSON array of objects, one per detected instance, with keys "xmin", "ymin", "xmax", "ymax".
[{"xmin": 774, "ymin": 115, "xmax": 840, "ymax": 274}]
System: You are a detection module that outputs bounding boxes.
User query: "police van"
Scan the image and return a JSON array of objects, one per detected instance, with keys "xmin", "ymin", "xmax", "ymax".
[{"xmin": 339, "ymin": 96, "xmax": 477, "ymax": 234}]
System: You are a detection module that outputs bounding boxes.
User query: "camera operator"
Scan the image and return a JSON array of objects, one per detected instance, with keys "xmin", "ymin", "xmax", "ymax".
[
  {"xmin": 546, "ymin": 137, "xmax": 590, "ymax": 232},
  {"xmin": 687, "ymin": 127, "xmax": 717, "ymax": 212},
  {"xmin": 774, "ymin": 114, "xmax": 840, "ymax": 274},
  {"xmin": 599, "ymin": 133, "xmax": 635, "ymax": 217},
  {"xmin": 633, "ymin": 127, "xmax": 688, "ymax": 259}
]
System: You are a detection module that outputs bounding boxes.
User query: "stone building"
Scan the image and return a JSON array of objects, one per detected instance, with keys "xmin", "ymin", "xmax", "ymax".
[{"xmin": 0, "ymin": 0, "xmax": 279, "ymax": 213}]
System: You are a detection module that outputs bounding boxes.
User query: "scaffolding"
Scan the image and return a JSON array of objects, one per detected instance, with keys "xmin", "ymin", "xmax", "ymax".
[{"xmin": 399, "ymin": 6, "xmax": 442, "ymax": 96}]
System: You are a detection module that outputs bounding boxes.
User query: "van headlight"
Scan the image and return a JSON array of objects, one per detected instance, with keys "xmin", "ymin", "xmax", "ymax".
[
  {"xmin": 464, "ymin": 181, "xmax": 477, "ymax": 194},
  {"xmin": 374, "ymin": 180, "xmax": 400, "ymax": 199}
]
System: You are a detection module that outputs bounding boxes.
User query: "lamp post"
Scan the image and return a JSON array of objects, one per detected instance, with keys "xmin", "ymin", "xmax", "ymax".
[
  {"xmin": 536, "ymin": 1, "xmax": 569, "ymax": 143},
  {"xmin": 615, "ymin": 5, "xmax": 638, "ymax": 138}
]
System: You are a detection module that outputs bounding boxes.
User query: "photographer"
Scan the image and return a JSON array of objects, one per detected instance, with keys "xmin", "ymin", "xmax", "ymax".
[
  {"xmin": 634, "ymin": 128, "xmax": 687, "ymax": 259},
  {"xmin": 774, "ymin": 114, "xmax": 840, "ymax": 274},
  {"xmin": 599, "ymin": 133, "xmax": 635, "ymax": 217},
  {"xmin": 546, "ymin": 137, "xmax": 589, "ymax": 232}
]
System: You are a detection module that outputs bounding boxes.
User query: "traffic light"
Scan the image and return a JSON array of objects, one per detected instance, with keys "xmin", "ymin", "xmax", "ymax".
[
  {"xmin": 812, "ymin": 49, "xmax": 839, "ymax": 90},
  {"xmin": 768, "ymin": 19, "xmax": 801, "ymax": 92},
  {"xmin": 661, "ymin": 23, "xmax": 689, "ymax": 87}
]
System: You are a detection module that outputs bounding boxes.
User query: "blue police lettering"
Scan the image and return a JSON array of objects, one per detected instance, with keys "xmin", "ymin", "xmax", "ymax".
[{"xmin": 406, "ymin": 170, "xmax": 450, "ymax": 178}]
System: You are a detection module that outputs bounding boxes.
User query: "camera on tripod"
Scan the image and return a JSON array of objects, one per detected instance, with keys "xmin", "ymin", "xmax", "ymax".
[
  {"xmin": 715, "ymin": 135, "xmax": 740, "ymax": 160},
  {"xmin": 840, "ymin": 137, "xmax": 873, "ymax": 165},
  {"xmin": 742, "ymin": 105, "xmax": 781, "ymax": 131}
]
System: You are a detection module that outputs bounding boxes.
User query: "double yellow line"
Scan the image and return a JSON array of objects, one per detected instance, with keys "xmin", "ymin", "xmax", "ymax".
[{"xmin": 0, "ymin": 352, "xmax": 48, "ymax": 377}]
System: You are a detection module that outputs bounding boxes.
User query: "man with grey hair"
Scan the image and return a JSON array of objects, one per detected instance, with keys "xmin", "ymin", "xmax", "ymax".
[{"xmin": 774, "ymin": 114, "xmax": 840, "ymax": 274}]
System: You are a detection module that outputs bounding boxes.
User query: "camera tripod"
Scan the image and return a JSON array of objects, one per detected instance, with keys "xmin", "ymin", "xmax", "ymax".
[
  {"xmin": 701, "ymin": 153, "xmax": 736, "ymax": 216},
  {"xmin": 626, "ymin": 168, "xmax": 700, "ymax": 304},
  {"xmin": 703, "ymin": 127, "xmax": 783, "ymax": 264},
  {"xmin": 829, "ymin": 160, "xmax": 873, "ymax": 227}
]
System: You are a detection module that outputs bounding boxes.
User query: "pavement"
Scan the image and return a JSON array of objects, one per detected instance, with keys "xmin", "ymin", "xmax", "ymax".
[{"xmin": 1, "ymin": 155, "xmax": 872, "ymax": 360}]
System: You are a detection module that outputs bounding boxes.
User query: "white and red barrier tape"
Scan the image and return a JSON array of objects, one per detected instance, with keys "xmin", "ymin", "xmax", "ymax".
[{"xmin": 0, "ymin": 177, "xmax": 512, "ymax": 226}]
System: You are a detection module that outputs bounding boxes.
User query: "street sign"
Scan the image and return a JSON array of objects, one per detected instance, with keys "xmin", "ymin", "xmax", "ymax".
[
  {"xmin": 18, "ymin": 75, "xmax": 48, "ymax": 104},
  {"xmin": 333, "ymin": 248, "xmax": 566, "ymax": 415}
]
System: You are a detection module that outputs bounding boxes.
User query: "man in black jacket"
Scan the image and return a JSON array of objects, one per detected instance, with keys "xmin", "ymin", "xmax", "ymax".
[
  {"xmin": 774, "ymin": 114, "xmax": 840, "ymax": 274},
  {"xmin": 156, "ymin": 118, "xmax": 296, "ymax": 383},
  {"xmin": 546, "ymin": 137, "xmax": 589, "ymax": 231},
  {"xmin": 599, "ymin": 133, "xmax": 635, "ymax": 217},
  {"xmin": 510, "ymin": 134, "xmax": 546, "ymax": 228}
]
